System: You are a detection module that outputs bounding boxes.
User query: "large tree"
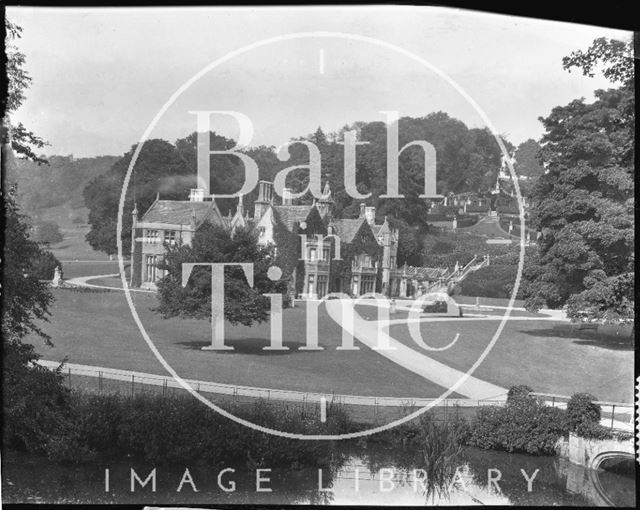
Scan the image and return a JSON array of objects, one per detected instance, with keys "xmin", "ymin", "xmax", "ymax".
[
  {"xmin": 514, "ymin": 139, "xmax": 544, "ymax": 179},
  {"xmin": 523, "ymin": 38, "xmax": 634, "ymax": 322},
  {"xmin": 83, "ymin": 138, "xmax": 194, "ymax": 255},
  {"xmin": 155, "ymin": 223, "xmax": 286, "ymax": 326},
  {"xmin": 2, "ymin": 20, "xmax": 75, "ymax": 455}
]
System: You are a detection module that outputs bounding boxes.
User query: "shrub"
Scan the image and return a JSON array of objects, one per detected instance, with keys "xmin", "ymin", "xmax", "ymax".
[
  {"xmin": 423, "ymin": 301, "xmax": 448, "ymax": 313},
  {"xmin": 71, "ymin": 216, "xmax": 85, "ymax": 224},
  {"xmin": 30, "ymin": 250, "xmax": 61, "ymax": 280},
  {"xmin": 2, "ymin": 341, "xmax": 73, "ymax": 455},
  {"xmin": 573, "ymin": 420, "xmax": 614, "ymax": 440},
  {"xmin": 565, "ymin": 393, "xmax": 601, "ymax": 431},
  {"xmin": 33, "ymin": 221, "xmax": 64, "ymax": 244},
  {"xmin": 468, "ymin": 386, "xmax": 567, "ymax": 455},
  {"xmin": 19, "ymin": 391, "xmax": 355, "ymax": 466},
  {"xmin": 507, "ymin": 385, "xmax": 534, "ymax": 403},
  {"xmin": 455, "ymin": 215, "xmax": 479, "ymax": 228}
]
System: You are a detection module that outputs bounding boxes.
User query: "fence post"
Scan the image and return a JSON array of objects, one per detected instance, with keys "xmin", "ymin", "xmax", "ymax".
[
  {"xmin": 552, "ymin": 396, "xmax": 555, "ymax": 408},
  {"xmin": 68, "ymin": 366, "xmax": 71, "ymax": 387},
  {"xmin": 131, "ymin": 375, "xmax": 134, "ymax": 397},
  {"xmin": 99, "ymin": 371, "xmax": 102, "ymax": 393},
  {"xmin": 163, "ymin": 379, "xmax": 166, "ymax": 397}
]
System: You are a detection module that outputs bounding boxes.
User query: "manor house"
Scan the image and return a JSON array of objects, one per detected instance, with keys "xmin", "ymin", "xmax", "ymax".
[{"xmin": 130, "ymin": 181, "xmax": 412, "ymax": 299}]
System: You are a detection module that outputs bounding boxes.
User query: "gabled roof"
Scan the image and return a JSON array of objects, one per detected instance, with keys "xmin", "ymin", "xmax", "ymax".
[
  {"xmin": 141, "ymin": 200, "xmax": 223, "ymax": 227},
  {"xmin": 273, "ymin": 205, "xmax": 314, "ymax": 231},
  {"xmin": 331, "ymin": 218, "xmax": 367, "ymax": 244}
]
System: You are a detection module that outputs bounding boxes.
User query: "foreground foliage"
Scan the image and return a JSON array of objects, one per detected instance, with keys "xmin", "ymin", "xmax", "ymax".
[{"xmin": 524, "ymin": 38, "xmax": 634, "ymax": 322}]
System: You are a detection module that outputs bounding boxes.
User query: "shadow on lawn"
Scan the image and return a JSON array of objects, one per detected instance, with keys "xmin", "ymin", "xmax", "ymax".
[
  {"xmin": 519, "ymin": 328, "xmax": 634, "ymax": 351},
  {"xmin": 177, "ymin": 337, "xmax": 310, "ymax": 355}
]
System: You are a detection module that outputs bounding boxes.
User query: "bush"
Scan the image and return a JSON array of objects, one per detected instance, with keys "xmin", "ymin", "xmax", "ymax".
[
  {"xmin": 33, "ymin": 221, "xmax": 64, "ymax": 244},
  {"xmin": 15, "ymin": 390, "xmax": 355, "ymax": 466},
  {"xmin": 565, "ymin": 393, "xmax": 601, "ymax": 431},
  {"xmin": 423, "ymin": 301, "xmax": 448, "ymax": 313},
  {"xmin": 2, "ymin": 341, "xmax": 73, "ymax": 455},
  {"xmin": 468, "ymin": 386, "xmax": 566, "ymax": 455},
  {"xmin": 573, "ymin": 420, "xmax": 614, "ymax": 440},
  {"xmin": 30, "ymin": 250, "xmax": 61, "ymax": 280},
  {"xmin": 71, "ymin": 216, "xmax": 85, "ymax": 224},
  {"xmin": 507, "ymin": 385, "xmax": 534, "ymax": 403},
  {"xmin": 455, "ymin": 215, "xmax": 479, "ymax": 228}
]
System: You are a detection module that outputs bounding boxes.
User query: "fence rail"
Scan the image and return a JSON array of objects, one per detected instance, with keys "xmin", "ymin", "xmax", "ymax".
[
  {"xmin": 37, "ymin": 361, "xmax": 632, "ymax": 430},
  {"xmin": 37, "ymin": 360, "xmax": 506, "ymax": 409},
  {"xmin": 529, "ymin": 392, "xmax": 633, "ymax": 430}
]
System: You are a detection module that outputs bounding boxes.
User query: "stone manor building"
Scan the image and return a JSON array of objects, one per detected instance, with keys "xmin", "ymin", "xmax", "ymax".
[{"xmin": 130, "ymin": 182, "xmax": 406, "ymax": 298}]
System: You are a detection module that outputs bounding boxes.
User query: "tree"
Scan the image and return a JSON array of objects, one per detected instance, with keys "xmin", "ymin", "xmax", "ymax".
[
  {"xmin": 523, "ymin": 38, "xmax": 634, "ymax": 322},
  {"xmin": 3, "ymin": 187, "xmax": 54, "ymax": 342},
  {"xmin": 84, "ymin": 138, "xmax": 194, "ymax": 255},
  {"xmin": 155, "ymin": 223, "xmax": 287, "ymax": 326},
  {"xmin": 33, "ymin": 221, "xmax": 64, "ymax": 244},
  {"xmin": 2, "ymin": 21, "xmax": 73, "ymax": 456},
  {"xmin": 514, "ymin": 139, "xmax": 544, "ymax": 179},
  {"xmin": 2, "ymin": 19, "xmax": 48, "ymax": 164}
]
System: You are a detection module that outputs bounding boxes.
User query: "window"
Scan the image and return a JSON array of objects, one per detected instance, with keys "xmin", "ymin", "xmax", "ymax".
[
  {"xmin": 165, "ymin": 230, "xmax": 179, "ymax": 246},
  {"xmin": 146, "ymin": 230, "xmax": 159, "ymax": 243},
  {"xmin": 322, "ymin": 247, "xmax": 330, "ymax": 262},
  {"xmin": 307, "ymin": 274, "xmax": 315, "ymax": 295},
  {"xmin": 361, "ymin": 274, "xmax": 376, "ymax": 295},
  {"xmin": 363, "ymin": 255, "xmax": 372, "ymax": 268},
  {"xmin": 317, "ymin": 275, "xmax": 328, "ymax": 298},
  {"xmin": 145, "ymin": 255, "xmax": 157, "ymax": 282},
  {"xmin": 309, "ymin": 247, "xmax": 317, "ymax": 261},
  {"xmin": 258, "ymin": 226, "xmax": 266, "ymax": 236}
]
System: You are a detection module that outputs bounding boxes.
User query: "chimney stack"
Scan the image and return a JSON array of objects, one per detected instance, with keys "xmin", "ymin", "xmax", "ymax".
[
  {"xmin": 359, "ymin": 203, "xmax": 366, "ymax": 218},
  {"xmin": 254, "ymin": 180, "xmax": 273, "ymax": 220},
  {"xmin": 364, "ymin": 206, "xmax": 376, "ymax": 225}
]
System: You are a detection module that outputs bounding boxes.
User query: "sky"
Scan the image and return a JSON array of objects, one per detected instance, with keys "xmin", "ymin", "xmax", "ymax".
[{"xmin": 6, "ymin": 6, "xmax": 632, "ymax": 158}]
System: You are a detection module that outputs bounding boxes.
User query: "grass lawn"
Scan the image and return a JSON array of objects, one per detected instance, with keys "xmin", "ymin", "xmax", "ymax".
[
  {"xmin": 387, "ymin": 319, "xmax": 634, "ymax": 402},
  {"xmin": 26, "ymin": 289, "xmax": 458, "ymax": 399},
  {"xmin": 26, "ymin": 287, "xmax": 633, "ymax": 404}
]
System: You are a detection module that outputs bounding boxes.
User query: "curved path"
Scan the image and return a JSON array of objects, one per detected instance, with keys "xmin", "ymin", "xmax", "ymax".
[
  {"xmin": 325, "ymin": 300, "xmax": 508, "ymax": 401},
  {"xmin": 65, "ymin": 273, "xmax": 155, "ymax": 293}
]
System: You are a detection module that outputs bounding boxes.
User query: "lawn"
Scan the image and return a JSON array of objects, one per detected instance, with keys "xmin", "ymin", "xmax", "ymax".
[
  {"xmin": 26, "ymin": 289, "xmax": 457, "ymax": 400},
  {"xmin": 387, "ymin": 319, "xmax": 634, "ymax": 402},
  {"xmin": 26, "ymin": 288, "xmax": 633, "ymax": 404}
]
